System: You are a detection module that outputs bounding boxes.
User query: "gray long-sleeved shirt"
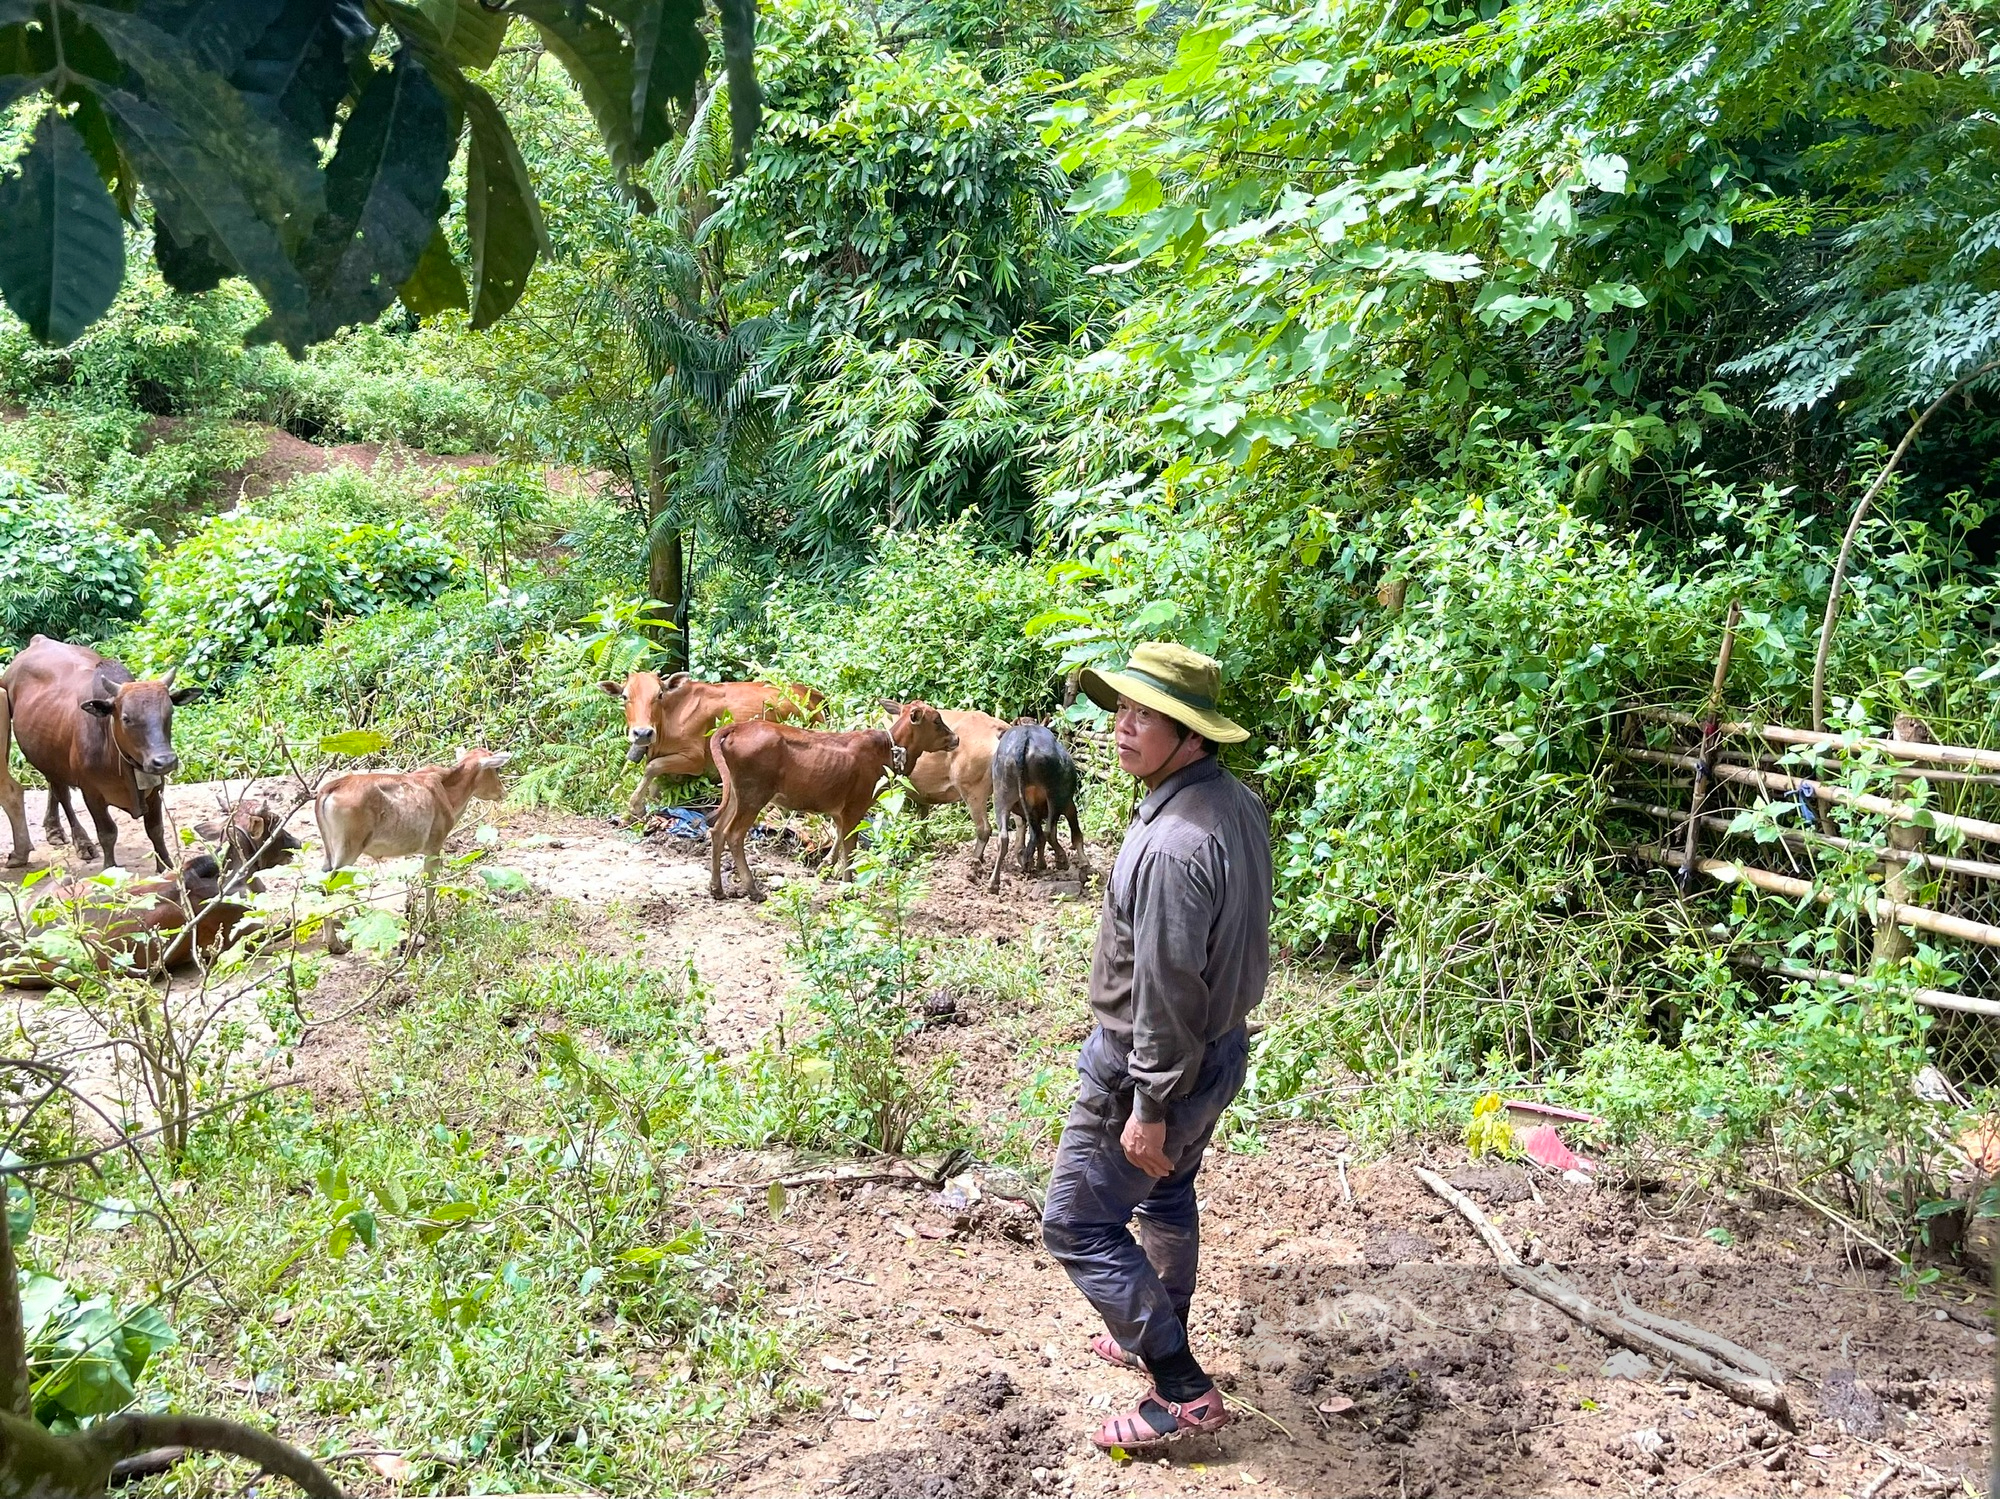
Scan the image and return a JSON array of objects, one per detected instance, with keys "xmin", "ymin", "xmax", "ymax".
[{"xmin": 1088, "ymin": 755, "xmax": 1273, "ymax": 1122}]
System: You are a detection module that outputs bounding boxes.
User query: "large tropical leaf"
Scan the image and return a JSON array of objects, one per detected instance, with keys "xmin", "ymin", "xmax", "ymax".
[
  {"xmin": 510, "ymin": 0, "xmax": 639, "ymax": 171},
  {"xmin": 96, "ymin": 86, "xmax": 314, "ymax": 348},
  {"xmin": 447, "ymin": 0, "xmax": 507, "ymax": 69},
  {"xmin": 152, "ymin": 199, "xmax": 234, "ymax": 293},
  {"xmin": 399, "ymin": 221, "xmax": 468, "ymax": 316},
  {"xmin": 77, "ymin": 3, "xmax": 325, "ymax": 249},
  {"xmin": 458, "ymin": 78, "xmax": 545, "ymax": 328},
  {"xmin": 152, "ymin": 0, "xmax": 291, "ymax": 74},
  {"xmin": 0, "ymin": 108, "xmax": 124, "ymax": 345},
  {"xmin": 231, "ymin": 0, "xmax": 373, "ymax": 139},
  {"xmin": 297, "ymin": 49, "xmax": 453, "ymax": 337}
]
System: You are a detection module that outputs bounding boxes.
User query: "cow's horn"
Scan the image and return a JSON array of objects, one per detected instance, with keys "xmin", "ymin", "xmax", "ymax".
[{"xmin": 160, "ymin": 666, "xmax": 177, "ymax": 690}]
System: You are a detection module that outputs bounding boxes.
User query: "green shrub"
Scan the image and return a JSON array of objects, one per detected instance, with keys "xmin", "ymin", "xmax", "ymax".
[
  {"xmin": 124, "ymin": 511, "xmax": 465, "ymax": 684},
  {"xmin": 171, "ymin": 587, "xmax": 635, "ymax": 815},
  {"xmin": 242, "ymin": 323, "xmax": 501, "ymax": 454},
  {"xmin": 0, "ymin": 473, "xmax": 149, "ymax": 651}
]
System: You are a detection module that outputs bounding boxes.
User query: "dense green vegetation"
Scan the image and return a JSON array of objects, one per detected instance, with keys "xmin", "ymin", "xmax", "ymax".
[{"xmin": 5, "ymin": 0, "xmax": 2000, "ymax": 1484}]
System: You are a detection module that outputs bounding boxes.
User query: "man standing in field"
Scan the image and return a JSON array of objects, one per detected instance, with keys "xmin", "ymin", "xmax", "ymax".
[{"xmin": 1041, "ymin": 642, "xmax": 1273, "ymax": 1452}]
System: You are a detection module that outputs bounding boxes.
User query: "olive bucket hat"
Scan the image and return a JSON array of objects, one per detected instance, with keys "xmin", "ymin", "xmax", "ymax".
[{"xmin": 1079, "ymin": 641, "xmax": 1249, "ymax": 745}]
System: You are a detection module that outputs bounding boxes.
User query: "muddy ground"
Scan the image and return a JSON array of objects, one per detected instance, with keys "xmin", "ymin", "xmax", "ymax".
[{"xmin": 4, "ymin": 781, "xmax": 1993, "ymax": 1498}]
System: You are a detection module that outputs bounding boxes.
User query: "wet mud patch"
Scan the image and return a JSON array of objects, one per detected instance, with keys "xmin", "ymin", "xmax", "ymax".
[{"xmin": 833, "ymin": 1372, "xmax": 1068, "ymax": 1499}]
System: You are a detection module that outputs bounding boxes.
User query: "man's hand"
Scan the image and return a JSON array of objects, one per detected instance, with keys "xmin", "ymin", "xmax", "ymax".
[{"xmin": 1121, "ymin": 1115, "xmax": 1173, "ymax": 1178}]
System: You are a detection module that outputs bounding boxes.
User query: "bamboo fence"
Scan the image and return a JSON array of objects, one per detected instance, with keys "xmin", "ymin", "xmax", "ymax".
[{"xmin": 1610, "ymin": 618, "xmax": 2000, "ymax": 1080}]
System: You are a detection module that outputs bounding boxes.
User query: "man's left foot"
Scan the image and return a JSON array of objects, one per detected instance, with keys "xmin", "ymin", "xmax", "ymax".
[{"xmin": 1091, "ymin": 1387, "xmax": 1228, "ymax": 1451}]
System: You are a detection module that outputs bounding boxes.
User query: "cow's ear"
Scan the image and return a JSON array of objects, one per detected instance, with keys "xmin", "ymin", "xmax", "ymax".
[
  {"xmin": 598, "ymin": 680, "xmax": 624, "ymax": 697},
  {"xmin": 662, "ymin": 672, "xmax": 692, "ymax": 692},
  {"xmin": 80, "ymin": 697, "xmax": 115, "ymax": 718},
  {"xmin": 169, "ymin": 687, "xmax": 197, "ymax": 706}
]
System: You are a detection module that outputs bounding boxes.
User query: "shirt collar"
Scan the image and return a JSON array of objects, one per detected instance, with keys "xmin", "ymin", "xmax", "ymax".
[{"xmin": 1135, "ymin": 754, "xmax": 1223, "ymax": 824}]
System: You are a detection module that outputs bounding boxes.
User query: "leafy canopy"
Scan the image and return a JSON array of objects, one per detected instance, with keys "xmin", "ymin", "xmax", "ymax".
[{"xmin": 0, "ymin": 0, "xmax": 762, "ymax": 351}]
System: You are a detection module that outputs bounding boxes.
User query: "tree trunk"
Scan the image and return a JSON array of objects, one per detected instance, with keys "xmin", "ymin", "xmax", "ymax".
[
  {"xmin": 645, "ymin": 438, "xmax": 689, "ymax": 673},
  {"xmin": 1874, "ymin": 714, "xmax": 1936, "ymax": 971}
]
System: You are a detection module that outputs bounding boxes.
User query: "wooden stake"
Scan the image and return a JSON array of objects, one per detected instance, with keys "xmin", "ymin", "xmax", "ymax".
[{"xmin": 1679, "ymin": 603, "xmax": 1741, "ymax": 891}]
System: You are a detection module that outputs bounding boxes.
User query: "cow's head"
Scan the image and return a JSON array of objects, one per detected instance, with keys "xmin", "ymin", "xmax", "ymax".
[
  {"xmin": 598, "ymin": 671, "xmax": 693, "ymax": 762},
  {"xmin": 455, "ymin": 748, "xmax": 513, "ymax": 801},
  {"xmin": 79, "ymin": 668, "xmax": 193, "ymax": 781},
  {"xmin": 894, "ymin": 702, "xmax": 960, "ymax": 759},
  {"xmin": 197, "ymin": 800, "xmax": 303, "ymax": 879}
]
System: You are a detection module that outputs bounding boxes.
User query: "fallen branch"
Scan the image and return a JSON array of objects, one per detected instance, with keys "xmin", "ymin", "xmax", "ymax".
[{"xmin": 1414, "ymin": 1167, "xmax": 1792, "ymax": 1426}]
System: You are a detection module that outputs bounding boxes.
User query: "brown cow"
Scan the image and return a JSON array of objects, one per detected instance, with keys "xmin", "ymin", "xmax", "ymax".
[
  {"xmin": 886, "ymin": 703, "xmax": 1010, "ymax": 875},
  {"xmin": 1, "ymin": 855, "xmax": 250, "ymax": 989},
  {"xmin": 598, "ymin": 671, "xmax": 823, "ymax": 819},
  {"xmin": 1, "ymin": 636, "xmax": 192, "ymax": 871},
  {"xmin": 709, "ymin": 703, "xmax": 958, "ymax": 902}
]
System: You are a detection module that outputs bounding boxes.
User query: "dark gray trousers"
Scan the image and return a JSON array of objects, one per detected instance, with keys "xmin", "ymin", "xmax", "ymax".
[{"xmin": 1040, "ymin": 1025, "xmax": 1250, "ymax": 1366}]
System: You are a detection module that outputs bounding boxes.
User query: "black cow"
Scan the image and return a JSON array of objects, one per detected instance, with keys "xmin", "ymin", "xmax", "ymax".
[{"xmin": 987, "ymin": 721, "xmax": 1087, "ymax": 893}]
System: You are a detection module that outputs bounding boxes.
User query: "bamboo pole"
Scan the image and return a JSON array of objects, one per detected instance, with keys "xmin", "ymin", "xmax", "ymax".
[
  {"xmin": 1679, "ymin": 603, "xmax": 1741, "ymax": 890},
  {"xmin": 1617, "ymin": 747, "xmax": 2000, "ymax": 847},
  {"xmin": 1728, "ymin": 955, "xmax": 2000, "ymax": 1020},
  {"xmin": 1628, "ymin": 843, "xmax": 2000, "ymax": 949},
  {"xmin": 1632, "ymin": 707, "xmax": 2000, "ymax": 773},
  {"xmin": 1605, "ymin": 798, "xmax": 2000, "ymax": 882},
  {"xmin": 1813, "ymin": 360, "xmax": 2000, "ymax": 733}
]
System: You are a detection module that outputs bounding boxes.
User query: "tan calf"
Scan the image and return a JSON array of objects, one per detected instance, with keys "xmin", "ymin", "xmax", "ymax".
[
  {"xmin": 315, "ymin": 749, "xmax": 510, "ymax": 952},
  {"xmin": 709, "ymin": 704, "xmax": 958, "ymax": 901}
]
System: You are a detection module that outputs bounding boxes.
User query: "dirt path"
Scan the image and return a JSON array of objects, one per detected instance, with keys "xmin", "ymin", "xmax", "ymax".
[{"xmin": 5, "ymin": 784, "xmax": 1993, "ymax": 1498}]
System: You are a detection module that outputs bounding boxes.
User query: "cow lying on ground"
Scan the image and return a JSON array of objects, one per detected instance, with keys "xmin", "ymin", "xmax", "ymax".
[
  {"xmin": 599, "ymin": 671, "xmax": 823, "ymax": 819},
  {"xmin": 194, "ymin": 799, "xmax": 304, "ymax": 889},
  {"xmin": 887, "ymin": 703, "xmax": 1010, "ymax": 876},
  {"xmin": 989, "ymin": 721, "xmax": 1087, "ymax": 893},
  {"xmin": 315, "ymin": 749, "xmax": 510, "ymax": 953},
  {"xmin": 709, "ymin": 703, "xmax": 958, "ymax": 901},
  {"xmin": 0, "ymin": 803, "xmax": 304, "ymax": 988},
  {"xmin": 1, "ymin": 636, "xmax": 193, "ymax": 871}
]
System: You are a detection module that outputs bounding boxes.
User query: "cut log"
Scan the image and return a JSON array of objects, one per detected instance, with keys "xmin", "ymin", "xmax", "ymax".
[
  {"xmin": 1618, "ymin": 746, "xmax": 2000, "ymax": 847},
  {"xmin": 1605, "ymin": 798, "xmax": 2000, "ymax": 882},
  {"xmin": 1415, "ymin": 1167, "xmax": 1793, "ymax": 1425},
  {"xmin": 1627, "ymin": 842, "xmax": 2000, "ymax": 952},
  {"xmin": 1631, "ymin": 708, "xmax": 2000, "ymax": 773},
  {"xmin": 1728, "ymin": 956, "xmax": 2000, "ymax": 1020}
]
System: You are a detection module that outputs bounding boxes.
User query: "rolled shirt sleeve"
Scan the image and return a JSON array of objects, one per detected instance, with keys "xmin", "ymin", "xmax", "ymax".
[{"xmin": 1126, "ymin": 845, "xmax": 1221, "ymax": 1122}]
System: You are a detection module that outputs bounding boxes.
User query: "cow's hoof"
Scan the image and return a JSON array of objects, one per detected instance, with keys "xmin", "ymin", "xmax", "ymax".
[
  {"xmin": 78, "ymin": 845, "xmax": 100, "ymax": 863},
  {"xmin": 46, "ymin": 829, "xmax": 67, "ymax": 846}
]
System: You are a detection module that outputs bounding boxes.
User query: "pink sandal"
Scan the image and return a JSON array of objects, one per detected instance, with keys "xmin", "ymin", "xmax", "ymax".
[
  {"xmin": 1091, "ymin": 1386, "xmax": 1229, "ymax": 1451},
  {"xmin": 1090, "ymin": 1333, "xmax": 1144, "ymax": 1371}
]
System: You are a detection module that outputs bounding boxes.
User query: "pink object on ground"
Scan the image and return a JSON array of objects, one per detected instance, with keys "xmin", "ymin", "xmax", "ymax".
[{"xmin": 1516, "ymin": 1124, "xmax": 1595, "ymax": 1175}]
